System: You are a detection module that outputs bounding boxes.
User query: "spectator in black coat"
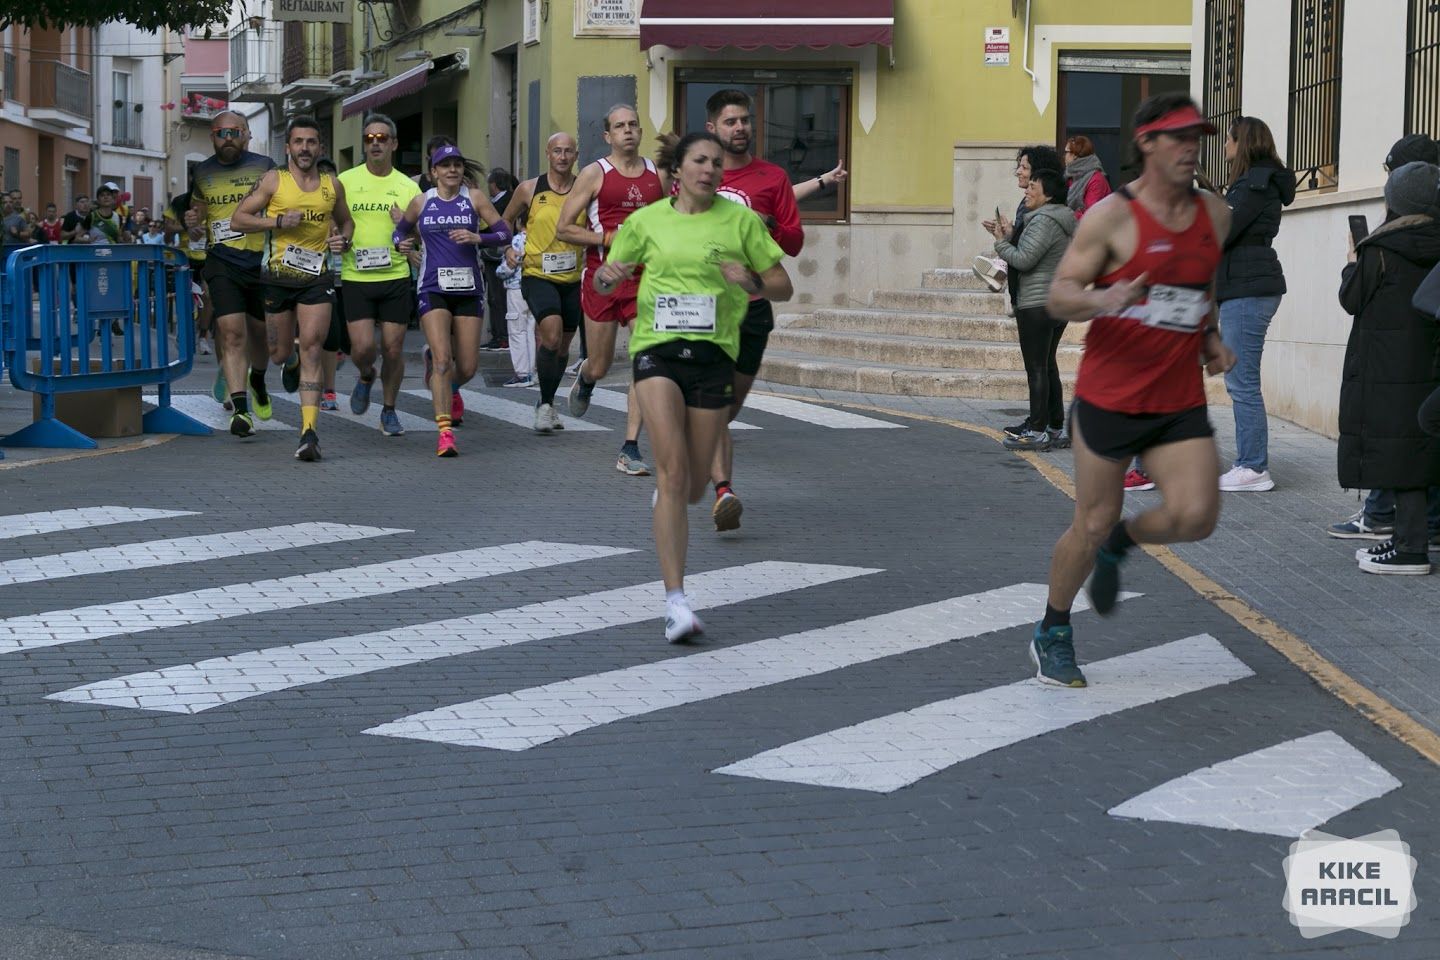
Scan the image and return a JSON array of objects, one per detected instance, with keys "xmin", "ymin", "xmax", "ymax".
[
  {"xmin": 481, "ymin": 168, "xmax": 519, "ymax": 351},
  {"xmin": 1338, "ymin": 161, "xmax": 1440, "ymax": 575}
]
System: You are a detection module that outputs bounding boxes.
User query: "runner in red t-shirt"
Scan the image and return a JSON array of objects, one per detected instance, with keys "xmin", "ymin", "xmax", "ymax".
[
  {"xmin": 558, "ymin": 104, "xmax": 666, "ymax": 476},
  {"xmin": 703, "ymin": 89, "xmax": 805, "ymax": 533},
  {"xmin": 1031, "ymin": 93, "xmax": 1236, "ymax": 689}
]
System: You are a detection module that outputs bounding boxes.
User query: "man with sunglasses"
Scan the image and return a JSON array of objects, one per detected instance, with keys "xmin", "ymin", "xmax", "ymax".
[
  {"xmin": 337, "ymin": 113, "xmax": 420, "ymax": 435},
  {"xmin": 187, "ymin": 111, "xmax": 277, "ymax": 438}
]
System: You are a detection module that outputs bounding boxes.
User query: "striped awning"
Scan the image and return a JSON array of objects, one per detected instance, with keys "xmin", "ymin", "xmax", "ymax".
[
  {"xmin": 340, "ymin": 53, "xmax": 462, "ymax": 120},
  {"xmin": 639, "ymin": 0, "xmax": 894, "ymax": 51}
]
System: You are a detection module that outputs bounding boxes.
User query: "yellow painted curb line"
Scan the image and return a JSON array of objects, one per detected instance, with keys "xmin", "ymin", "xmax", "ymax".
[
  {"xmin": 0, "ymin": 434, "xmax": 177, "ymax": 471},
  {"xmin": 755, "ymin": 390, "xmax": 1440, "ymax": 767}
]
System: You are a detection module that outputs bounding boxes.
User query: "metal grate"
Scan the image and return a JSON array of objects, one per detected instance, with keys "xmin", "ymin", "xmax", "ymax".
[
  {"xmin": 1201, "ymin": 0, "xmax": 1244, "ymax": 188},
  {"xmin": 1407, "ymin": 0, "xmax": 1440, "ymax": 137},
  {"xmin": 1288, "ymin": 0, "xmax": 1344, "ymax": 192}
]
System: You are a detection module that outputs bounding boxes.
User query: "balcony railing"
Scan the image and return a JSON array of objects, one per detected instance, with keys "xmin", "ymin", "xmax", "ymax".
[
  {"xmin": 29, "ymin": 60, "xmax": 91, "ymax": 119},
  {"xmin": 282, "ymin": 21, "xmax": 351, "ymax": 86},
  {"xmin": 229, "ymin": 24, "xmax": 282, "ymax": 90}
]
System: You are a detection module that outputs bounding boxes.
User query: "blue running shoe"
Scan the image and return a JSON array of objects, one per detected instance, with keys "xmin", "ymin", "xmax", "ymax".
[
  {"xmin": 1087, "ymin": 547, "xmax": 1125, "ymax": 616},
  {"xmin": 212, "ymin": 368, "xmax": 227, "ymax": 404},
  {"xmin": 379, "ymin": 407, "xmax": 404, "ymax": 437},
  {"xmin": 282, "ymin": 350, "xmax": 300, "ymax": 393},
  {"xmin": 350, "ymin": 376, "xmax": 374, "ymax": 415},
  {"xmin": 1030, "ymin": 624, "xmax": 1086, "ymax": 687}
]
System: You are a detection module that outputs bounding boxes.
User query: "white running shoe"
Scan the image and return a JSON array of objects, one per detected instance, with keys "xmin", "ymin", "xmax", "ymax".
[
  {"xmin": 548, "ymin": 404, "xmax": 564, "ymax": 431},
  {"xmin": 1218, "ymin": 465, "xmax": 1275, "ymax": 492},
  {"xmin": 534, "ymin": 403, "xmax": 554, "ymax": 434},
  {"xmin": 664, "ymin": 604, "xmax": 704, "ymax": 643}
]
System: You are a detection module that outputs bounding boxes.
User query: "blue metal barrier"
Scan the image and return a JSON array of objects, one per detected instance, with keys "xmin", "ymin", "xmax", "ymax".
[{"xmin": 1, "ymin": 243, "xmax": 211, "ymax": 448}]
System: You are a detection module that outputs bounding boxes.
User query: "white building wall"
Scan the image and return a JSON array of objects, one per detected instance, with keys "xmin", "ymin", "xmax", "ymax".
[
  {"xmin": 95, "ymin": 22, "xmax": 169, "ymax": 216},
  {"xmin": 1190, "ymin": 0, "xmax": 1411, "ymax": 439}
]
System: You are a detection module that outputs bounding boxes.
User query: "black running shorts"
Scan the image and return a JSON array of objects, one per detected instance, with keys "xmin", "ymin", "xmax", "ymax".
[
  {"xmin": 1071, "ymin": 397, "xmax": 1215, "ymax": 463},
  {"xmin": 263, "ymin": 278, "xmax": 335, "ymax": 315},
  {"xmin": 633, "ymin": 340, "xmax": 736, "ymax": 410},
  {"xmin": 342, "ymin": 277, "xmax": 413, "ymax": 326},
  {"xmin": 417, "ymin": 290, "xmax": 482, "ymax": 318},
  {"xmin": 735, "ymin": 298, "xmax": 775, "ymax": 377},
  {"xmin": 324, "ymin": 287, "xmax": 351, "ymax": 353},
  {"xmin": 203, "ymin": 255, "xmax": 264, "ymax": 321},
  {"xmin": 522, "ymin": 276, "xmax": 582, "ymax": 332}
]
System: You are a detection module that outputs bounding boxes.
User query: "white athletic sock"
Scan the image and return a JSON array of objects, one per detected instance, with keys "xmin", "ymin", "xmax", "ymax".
[{"xmin": 665, "ymin": 588, "xmax": 687, "ymax": 607}]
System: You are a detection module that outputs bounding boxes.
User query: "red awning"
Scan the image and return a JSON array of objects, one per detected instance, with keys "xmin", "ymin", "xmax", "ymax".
[
  {"xmin": 341, "ymin": 62, "xmax": 430, "ymax": 120},
  {"xmin": 639, "ymin": 0, "xmax": 894, "ymax": 51}
]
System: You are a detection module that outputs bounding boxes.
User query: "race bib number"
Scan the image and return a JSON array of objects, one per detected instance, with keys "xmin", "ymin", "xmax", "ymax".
[
  {"xmin": 1144, "ymin": 284, "xmax": 1209, "ymax": 332},
  {"xmin": 355, "ymin": 246, "xmax": 392, "ymax": 270},
  {"xmin": 542, "ymin": 251, "xmax": 578, "ymax": 275},
  {"xmin": 280, "ymin": 245, "xmax": 324, "ymax": 276},
  {"xmin": 210, "ymin": 218, "xmax": 242, "ymax": 244},
  {"xmin": 438, "ymin": 266, "xmax": 475, "ymax": 291},
  {"xmin": 654, "ymin": 294, "xmax": 717, "ymax": 333},
  {"xmin": 188, "ymin": 238, "xmax": 207, "ymax": 253}
]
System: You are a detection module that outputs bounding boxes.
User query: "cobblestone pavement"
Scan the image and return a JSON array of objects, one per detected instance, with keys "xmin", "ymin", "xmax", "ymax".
[{"xmin": 0, "ymin": 354, "xmax": 1437, "ymax": 959}]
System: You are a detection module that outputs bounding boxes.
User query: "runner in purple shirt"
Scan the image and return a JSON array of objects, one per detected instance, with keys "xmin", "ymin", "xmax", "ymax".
[{"xmin": 394, "ymin": 145, "xmax": 510, "ymax": 456}]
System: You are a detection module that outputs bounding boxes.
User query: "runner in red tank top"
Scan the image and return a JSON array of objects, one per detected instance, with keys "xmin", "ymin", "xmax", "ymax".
[
  {"xmin": 703, "ymin": 89, "xmax": 807, "ymax": 534},
  {"xmin": 1028, "ymin": 94, "xmax": 1236, "ymax": 689},
  {"xmin": 558, "ymin": 104, "xmax": 666, "ymax": 475}
]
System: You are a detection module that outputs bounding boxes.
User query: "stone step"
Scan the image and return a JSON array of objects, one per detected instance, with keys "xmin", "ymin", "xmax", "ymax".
[
  {"xmin": 759, "ymin": 349, "xmax": 1232, "ymax": 406},
  {"xmin": 783, "ymin": 308, "xmax": 1087, "ymax": 345},
  {"xmin": 758, "ymin": 351, "xmax": 1052, "ymax": 400},
  {"xmin": 870, "ymin": 287, "xmax": 1012, "ymax": 315},
  {"xmin": 766, "ymin": 328, "xmax": 1084, "ymax": 373},
  {"xmin": 921, "ymin": 268, "xmax": 993, "ymax": 291}
]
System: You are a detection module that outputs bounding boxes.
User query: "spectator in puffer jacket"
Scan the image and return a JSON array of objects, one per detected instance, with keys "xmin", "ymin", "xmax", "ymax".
[
  {"xmin": 989, "ymin": 167, "xmax": 1077, "ymax": 451},
  {"xmin": 1337, "ymin": 161, "xmax": 1440, "ymax": 576}
]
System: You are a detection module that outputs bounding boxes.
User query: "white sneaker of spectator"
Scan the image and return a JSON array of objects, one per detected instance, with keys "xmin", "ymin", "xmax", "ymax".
[
  {"xmin": 1219, "ymin": 465, "xmax": 1275, "ymax": 492},
  {"xmin": 971, "ymin": 255, "xmax": 1007, "ymax": 293}
]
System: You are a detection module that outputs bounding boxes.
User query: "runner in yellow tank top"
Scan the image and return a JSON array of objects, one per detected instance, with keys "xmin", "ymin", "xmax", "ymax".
[
  {"xmin": 501, "ymin": 132, "xmax": 586, "ymax": 432},
  {"xmin": 232, "ymin": 116, "xmax": 355, "ymax": 463}
]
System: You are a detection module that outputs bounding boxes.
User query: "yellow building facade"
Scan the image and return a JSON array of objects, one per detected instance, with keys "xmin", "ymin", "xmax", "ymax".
[{"xmin": 322, "ymin": 0, "xmax": 1191, "ymax": 305}]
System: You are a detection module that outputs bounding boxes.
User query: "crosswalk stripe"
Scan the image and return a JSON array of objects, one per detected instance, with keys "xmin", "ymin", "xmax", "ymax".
[
  {"xmin": 715, "ymin": 634, "xmax": 1254, "ymax": 793},
  {"xmin": 0, "ymin": 522, "xmax": 406, "ymax": 589},
  {"xmin": 742, "ymin": 395, "xmax": 905, "ymax": 429},
  {"xmin": 586, "ymin": 388, "xmax": 760, "ymax": 430},
  {"xmin": 145, "ymin": 393, "xmax": 295, "ymax": 431},
  {"xmin": 273, "ymin": 396, "xmax": 436, "ymax": 435},
  {"xmin": 0, "ymin": 540, "xmax": 633, "ymax": 654},
  {"xmin": 0, "ymin": 507, "xmax": 198, "ymax": 541},
  {"xmin": 402, "ymin": 388, "xmax": 609, "ymax": 432},
  {"xmin": 371, "ymin": 584, "xmax": 1138, "ymax": 751},
  {"xmin": 51, "ymin": 561, "xmax": 879, "ymax": 715},
  {"xmin": 1108, "ymin": 731, "xmax": 1401, "ymax": 837}
]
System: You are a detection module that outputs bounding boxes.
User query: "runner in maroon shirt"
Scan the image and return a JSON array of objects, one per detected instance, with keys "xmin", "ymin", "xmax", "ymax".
[
  {"xmin": 703, "ymin": 88, "xmax": 806, "ymax": 533},
  {"xmin": 1031, "ymin": 93, "xmax": 1235, "ymax": 688}
]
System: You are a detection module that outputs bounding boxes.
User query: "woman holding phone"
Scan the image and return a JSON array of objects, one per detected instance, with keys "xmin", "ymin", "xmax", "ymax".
[{"xmin": 1215, "ymin": 116, "xmax": 1294, "ymax": 492}]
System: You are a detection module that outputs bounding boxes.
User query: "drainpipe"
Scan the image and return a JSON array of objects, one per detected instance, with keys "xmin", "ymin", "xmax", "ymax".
[{"xmin": 1021, "ymin": 0, "xmax": 1037, "ymax": 88}]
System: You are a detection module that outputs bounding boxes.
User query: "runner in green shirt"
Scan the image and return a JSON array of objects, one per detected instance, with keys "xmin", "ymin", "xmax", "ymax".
[
  {"xmin": 597, "ymin": 131, "xmax": 791, "ymax": 643},
  {"xmin": 337, "ymin": 114, "xmax": 422, "ymax": 435}
]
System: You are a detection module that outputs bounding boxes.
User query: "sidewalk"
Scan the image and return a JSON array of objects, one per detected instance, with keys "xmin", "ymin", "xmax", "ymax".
[{"xmin": 754, "ymin": 378, "xmax": 1440, "ymax": 744}]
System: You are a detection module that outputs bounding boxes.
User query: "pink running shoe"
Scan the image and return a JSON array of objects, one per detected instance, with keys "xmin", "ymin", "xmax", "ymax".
[
  {"xmin": 436, "ymin": 429, "xmax": 458, "ymax": 458},
  {"xmin": 450, "ymin": 389, "xmax": 464, "ymax": 426}
]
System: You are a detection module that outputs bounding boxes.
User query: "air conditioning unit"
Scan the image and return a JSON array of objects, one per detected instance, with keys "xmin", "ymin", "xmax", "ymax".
[{"xmin": 452, "ymin": 48, "xmax": 470, "ymax": 71}]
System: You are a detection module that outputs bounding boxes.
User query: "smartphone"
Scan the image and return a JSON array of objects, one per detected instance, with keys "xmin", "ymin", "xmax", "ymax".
[
  {"xmin": 995, "ymin": 205, "xmax": 1003, "ymax": 223},
  {"xmin": 1348, "ymin": 215, "xmax": 1369, "ymax": 246}
]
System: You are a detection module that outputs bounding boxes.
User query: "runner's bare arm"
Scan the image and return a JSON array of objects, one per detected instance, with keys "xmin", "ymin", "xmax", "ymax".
[
  {"xmin": 390, "ymin": 194, "xmax": 424, "ymax": 251},
  {"xmin": 501, "ymin": 178, "xmax": 536, "ymax": 231},
  {"xmin": 720, "ymin": 261, "xmax": 793, "ymax": 302},
  {"xmin": 328, "ymin": 181, "xmax": 355, "ymax": 250},
  {"xmin": 472, "ymin": 193, "xmax": 512, "ymax": 246},
  {"xmin": 229, "ymin": 171, "xmax": 281, "ymax": 233},
  {"xmin": 1046, "ymin": 194, "xmax": 1148, "ymax": 323},
  {"xmin": 556, "ymin": 163, "xmax": 605, "ymax": 247}
]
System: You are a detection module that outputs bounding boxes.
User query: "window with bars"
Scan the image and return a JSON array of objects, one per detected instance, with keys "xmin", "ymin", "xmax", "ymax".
[
  {"xmin": 1201, "ymin": 0, "xmax": 1244, "ymax": 189},
  {"xmin": 1407, "ymin": 0, "xmax": 1440, "ymax": 137},
  {"xmin": 1288, "ymin": 0, "xmax": 1344, "ymax": 192}
]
